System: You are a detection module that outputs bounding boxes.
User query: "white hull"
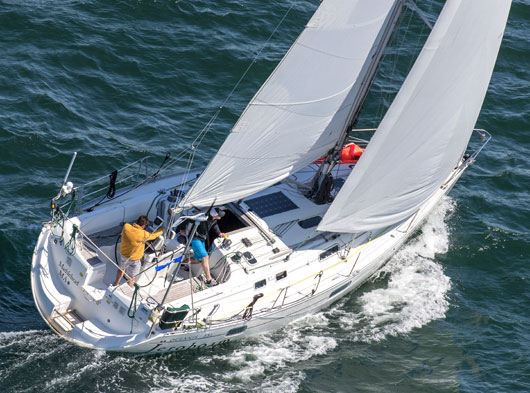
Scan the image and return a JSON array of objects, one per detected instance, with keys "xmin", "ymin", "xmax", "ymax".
[{"xmin": 31, "ymin": 158, "xmax": 471, "ymax": 354}]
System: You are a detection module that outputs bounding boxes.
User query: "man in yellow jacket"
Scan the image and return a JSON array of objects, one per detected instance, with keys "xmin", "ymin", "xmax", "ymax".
[{"xmin": 113, "ymin": 215, "xmax": 163, "ymax": 288}]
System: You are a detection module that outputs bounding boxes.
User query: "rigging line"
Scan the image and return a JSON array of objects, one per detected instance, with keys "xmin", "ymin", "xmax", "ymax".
[
  {"xmin": 387, "ymin": 5, "xmax": 415, "ymax": 93},
  {"xmin": 190, "ymin": 105, "xmax": 222, "ymax": 149},
  {"xmin": 406, "ymin": 0, "xmax": 434, "ymax": 30},
  {"xmin": 175, "ymin": 1, "xmax": 300, "ymax": 204},
  {"xmin": 374, "ymin": 0, "xmax": 435, "ymax": 127},
  {"xmin": 296, "ymin": 41, "xmax": 366, "ymax": 60},
  {"xmin": 215, "ymin": 0, "xmax": 299, "ymax": 114},
  {"xmin": 375, "ymin": 5, "xmax": 415, "ymax": 128},
  {"xmin": 171, "ymin": 120, "xmax": 212, "ymax": 208},
  {"xmin": 173, "ymin": 107, "xmax": 224, "ymax": 209},
  {"xmin": 405, "ymin": 0, "xmax": 434, "ymax": 76},
  {"xmin": 174, "ymin": 148, "xmax": 198, "ymax": 208},
  {"xmin": 155, "ymin": 149, "xmax": 189, "ymax": 176},
  {"xmin": 372, "ymin": 8, "xmax": 406, "ymax": 128}
]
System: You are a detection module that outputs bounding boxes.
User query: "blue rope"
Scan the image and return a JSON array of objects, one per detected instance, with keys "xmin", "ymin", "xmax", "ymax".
[{"xmin": 155, "ymin": 255, "xmax": 183, "ymax": 272}]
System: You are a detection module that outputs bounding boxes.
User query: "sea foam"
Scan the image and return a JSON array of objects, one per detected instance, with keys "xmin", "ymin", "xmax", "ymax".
[{"xmin": 344, "ymin": 196, "xmax": 455, "ymax": 342}]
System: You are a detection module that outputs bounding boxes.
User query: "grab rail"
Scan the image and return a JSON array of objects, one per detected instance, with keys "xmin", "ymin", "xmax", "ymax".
[
  {"xmin": 442, "ymin": 128, "xmax": 491, "ymax": 187},
  {"xmin": 73, "ymin": 156, "xmax": 153, "ymax": 214}
]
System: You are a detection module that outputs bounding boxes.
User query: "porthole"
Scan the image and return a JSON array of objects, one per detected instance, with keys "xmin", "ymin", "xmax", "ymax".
[
  {"xmin": 226, "ymin": 325, "xmax": 247, "ymax": 336},
  {"xmin": 255, "ymin": 279, "xmax": 266, "ymax": 289}
]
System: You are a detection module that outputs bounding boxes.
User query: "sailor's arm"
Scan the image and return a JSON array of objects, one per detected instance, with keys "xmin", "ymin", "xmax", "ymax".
[
  {"xmin": 144, "ymin": 228, "xmax": 163, "ymax": 241},
  {"xmin": 211, "ymin": 221, "xmax": 226, "ymax": 238}
]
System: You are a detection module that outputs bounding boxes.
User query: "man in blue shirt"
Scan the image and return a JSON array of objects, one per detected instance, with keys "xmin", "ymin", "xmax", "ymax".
[{"xmin": 179, "ymin": 208, "xmax": 225, "ymax": 287}]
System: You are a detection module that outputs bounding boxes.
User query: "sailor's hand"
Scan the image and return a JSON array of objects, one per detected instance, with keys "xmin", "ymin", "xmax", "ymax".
[{"xmin": 220, "ymin": 233, "xmax": 227, "ymax": 238}]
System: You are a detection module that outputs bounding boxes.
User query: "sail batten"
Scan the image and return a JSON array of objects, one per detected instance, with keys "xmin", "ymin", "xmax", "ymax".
[
  {"xmin": 180, "ymin": 0, "xmax": 404, "ymax": 209},
  {"xmin": 318, "ymin": 0, "xmax": 512, "ymax": 233}
]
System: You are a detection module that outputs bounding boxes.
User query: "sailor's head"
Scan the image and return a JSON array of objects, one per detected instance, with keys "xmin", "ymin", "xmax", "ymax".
[
  {"xmin": 136, "ymin": 215, "xmax": 149, "ymax": 228},
  {"xmin": 210, "ymin": 208, "xmax": 225, "ymax": 220}
]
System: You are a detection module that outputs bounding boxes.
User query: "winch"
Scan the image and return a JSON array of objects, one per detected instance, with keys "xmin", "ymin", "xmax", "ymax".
[{"xmin": 156, "ymin": 189, "xmax": 184, "ymax": 225}]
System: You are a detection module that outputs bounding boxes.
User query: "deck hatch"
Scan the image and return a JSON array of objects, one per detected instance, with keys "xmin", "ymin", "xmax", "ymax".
[
  {"xmin": 244, "ymin": 192, "xmax": 298, "ymax": 218},
  {"xmin": 319, "ymin": 244, "xmax": 339, "ymax": 261},
  {"xmin": 298, "ymin": 216, "xmax": 322, "ymax": 229}
]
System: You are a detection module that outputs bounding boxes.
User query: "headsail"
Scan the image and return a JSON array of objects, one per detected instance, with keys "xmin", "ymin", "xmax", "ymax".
[
  {"xmin": 180, "ymin": 0, "xmax": 403, "ymax": 208},
  {"xmin": 318, "ymin": 0, "xmax": 511, "ymax": 233}
]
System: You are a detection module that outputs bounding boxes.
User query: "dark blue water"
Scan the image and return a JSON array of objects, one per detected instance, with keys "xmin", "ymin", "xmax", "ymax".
[{"xmin": 1, "ymin": 1, "xmax": 529, "ymax": 392}]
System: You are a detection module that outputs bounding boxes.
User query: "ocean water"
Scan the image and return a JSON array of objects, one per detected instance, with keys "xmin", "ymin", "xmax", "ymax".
[{"xmin": 0, "ymin": 1, "xmax": 529, "ymax": 392}]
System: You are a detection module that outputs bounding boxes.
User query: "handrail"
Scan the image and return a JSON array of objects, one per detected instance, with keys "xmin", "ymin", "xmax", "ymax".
[
  {"xmin": 442, "ymin": 128, "xmax": 491, "ymax": 187},
  {"xmin": 468, "ymin": 129, "xmax": 492, "ymax": 162},
  {"xmin": 79, "ymin": 156, "xmax": 152, "ymax": 190},
  {"xmin": 347, "ymin": 128, "xmax": 375, "ymax": 148},
  {"xmin": 73, "ymin": 156, "xmax": 153, "ymax": 214}
]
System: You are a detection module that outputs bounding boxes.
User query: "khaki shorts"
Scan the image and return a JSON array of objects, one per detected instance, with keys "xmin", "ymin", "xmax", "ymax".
[{"xmin": 120, "ymin": 255, "xmax": 141, "ymax": 278}]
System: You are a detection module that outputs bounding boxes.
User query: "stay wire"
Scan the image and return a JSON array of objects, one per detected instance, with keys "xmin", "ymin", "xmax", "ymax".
[
  {"xmin": 405, "ymin": 0, "xmax": 435, "ymax": 73},
  {"xmin": 192, "ymin": 0, "xmax": 299, "ymax": 146},
  {"xmin": 374, "ymin": 5, "xmax": 415, "ymax": 128},
  {"xmin": 175, "ymin": 1, "xmax": 300, "ymax": 208}
]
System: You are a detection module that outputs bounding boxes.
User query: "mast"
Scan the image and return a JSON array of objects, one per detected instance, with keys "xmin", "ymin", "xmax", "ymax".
[{"xmin": 311, "ymin": 0, "xmax": 405, "ymax": 204}]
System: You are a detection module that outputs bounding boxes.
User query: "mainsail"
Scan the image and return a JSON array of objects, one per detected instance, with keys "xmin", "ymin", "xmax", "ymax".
[
  {"xmin": 318, "ymin": 0, "xmax": 511, "ymax": 233},
  {"xmin": 180, "ymin": 0, "xmax": 403, "ymax": 208}
]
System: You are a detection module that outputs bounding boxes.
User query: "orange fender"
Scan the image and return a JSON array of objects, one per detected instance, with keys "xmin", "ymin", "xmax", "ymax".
[
  {"xmin": 339, "ymin": 143, "xmax": 364, "ymax": 163},
  {"xmin": 315, "ymin": 143, "xmax": 364, "ymax": 164}
]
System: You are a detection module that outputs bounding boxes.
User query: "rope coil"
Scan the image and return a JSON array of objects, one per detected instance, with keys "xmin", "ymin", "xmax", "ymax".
[
  {"xmin": 128, "ymin": 283, "xmax": 141, "ymax": 319},
  {"xmin": 64, "ymin": 224, "xmax": 79, "ymax": 256},
  {"xmin": 242, "ymin": 293, "xmax": 264, "ymax": 321}
]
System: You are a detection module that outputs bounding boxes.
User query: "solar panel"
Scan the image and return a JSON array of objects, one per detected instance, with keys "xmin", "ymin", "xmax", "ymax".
[{"xmin": 245, "ymin": 192, "xmax": 299, "ymax": 218}]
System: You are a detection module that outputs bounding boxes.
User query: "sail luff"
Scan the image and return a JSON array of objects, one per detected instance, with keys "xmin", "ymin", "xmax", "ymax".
[
  {"xmin": 179, "ymin": 0, "xmax": 403, "ymax": 209},
  {"xmin": 318, "ymin": 0, "xmax": 512, "ymax": 233}
]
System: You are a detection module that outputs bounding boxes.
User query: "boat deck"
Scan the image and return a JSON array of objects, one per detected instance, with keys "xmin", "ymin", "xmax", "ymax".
[{"xmin": 86, "ymin": 225, "xmax": 122, "ymax": 248}]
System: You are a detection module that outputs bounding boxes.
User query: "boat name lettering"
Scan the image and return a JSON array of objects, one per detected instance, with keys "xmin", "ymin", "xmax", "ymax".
[
  {"xmin": 152, "ymin": 339, "xmax": 231, "ymax": 353},
  {"xmin": 159, "ymin": 334, "xmax": 200, "ymax": 343},
  {"xmin": 59, "ymin": 261, "xmax": 80, "ymax": 286}
]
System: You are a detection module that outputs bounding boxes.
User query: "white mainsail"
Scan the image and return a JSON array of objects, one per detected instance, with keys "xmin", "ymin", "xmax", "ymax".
[
  {"xmin": 180, "ymin": 0, "xmax": 403, "ymax": 208},
  {"xmin": 318, "ymin": 0, "xmax": 511, "ymax": 233}
]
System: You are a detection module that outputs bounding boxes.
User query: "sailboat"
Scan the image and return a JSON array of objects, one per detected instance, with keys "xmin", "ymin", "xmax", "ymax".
[{"xmin": 31, "ymin": 0, "xmax": 511, "ymax": 353}]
